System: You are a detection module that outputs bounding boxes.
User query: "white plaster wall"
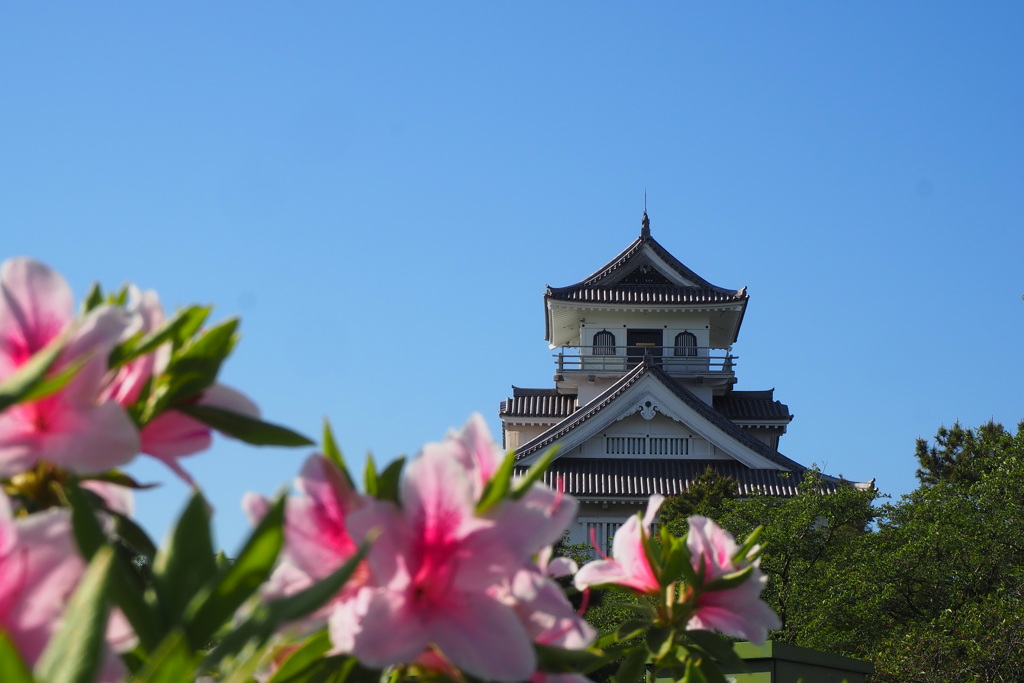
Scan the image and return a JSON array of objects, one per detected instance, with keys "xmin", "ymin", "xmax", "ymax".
[
  {"xmin": 579, "ymin": 311, "xmax": 714, "ymax": 349},
  {"xmin": 503, "ymin": 423, "xmax": 552, "ymax": 451}
]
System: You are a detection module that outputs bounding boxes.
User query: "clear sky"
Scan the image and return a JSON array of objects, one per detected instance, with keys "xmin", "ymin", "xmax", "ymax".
[{"xmin": 2, "ymin": 3, "xmax": 1022, "ymax": 553}]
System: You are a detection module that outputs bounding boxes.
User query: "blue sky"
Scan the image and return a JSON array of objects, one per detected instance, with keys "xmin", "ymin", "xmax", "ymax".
[{"xmin": 2, "ymin": 3, "xmax": 1022, "ymax": 552}]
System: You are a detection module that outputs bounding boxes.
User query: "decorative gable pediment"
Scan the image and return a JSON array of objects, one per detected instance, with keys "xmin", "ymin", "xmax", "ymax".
[{"xmin": 515, "ymin": 362, "xmax": 797, "ymax": 472}]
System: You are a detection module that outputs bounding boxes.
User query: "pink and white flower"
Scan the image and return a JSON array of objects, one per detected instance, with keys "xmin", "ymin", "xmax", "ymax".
[
  {"xmin": 330, "ymin": 447, "xmax": 541, "ymax": 681},
  {"xmin": 254, "ymin": 416, "xmax": 582, "ymax": 681},
  {"xmin": 0, "ymin": 258, "xmax": 139, "ymax": 476},
  {"xmin": 574, "ymin": 495, "xmax": 663, "ymax": 595},
  {"xmin": 685, "ymin": 516, "xmax": 781, "ymax": 644},
  {"xmin": 0, "ymin": 493, "xmax": 125, "ymax": 681},
  {"xmin": 245, "ymin": 453, "xmax": 369, "ymax": 623}
]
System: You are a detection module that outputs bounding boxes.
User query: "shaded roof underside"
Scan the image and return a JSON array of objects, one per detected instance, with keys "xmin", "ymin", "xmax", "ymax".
[{"xmin": 514, "ymin": 458, "xmax": 841, "ymax": 498}]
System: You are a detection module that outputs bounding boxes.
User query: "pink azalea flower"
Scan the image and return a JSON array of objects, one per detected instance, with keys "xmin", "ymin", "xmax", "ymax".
[
  {"xmin": 101, "ymin": 287, "xmax": 168, "ymax": 408},
  {"xmin": 330, "ymin": 446, "xmax": 540, "ymax": 682},
  {"xmin": 685, "ymin": 516, "xmax": 781, "ymax": 644},
  {"xmin": 245, "ymin": 454, "xmax": 369, "ymax": 623},
  {"xmin": 508, "ymin": 563, "xmax": 595, "ymax": 651},
  {"xmin": 423, "ymin": 413, "xmax": 505, "ymax": 500},
  {"xmin": 0, "ymin": 494, "xmax": 125, "ymax": 681},
  {"xmin": 0, "ymin": 258, "xmax": 139, "ymax": 476},
  {"xmin": 430, "ymin": 414, "xmax": 579, "ymax": 554},
  {"xmin": 574, "ymin": 495, "xmax": 663, "ymax": 595}
]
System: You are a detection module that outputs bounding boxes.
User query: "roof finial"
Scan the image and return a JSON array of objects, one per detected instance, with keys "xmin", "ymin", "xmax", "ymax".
[{"xmin": 641, "ymin": 192, "xmax": 650, "ymax": 239}]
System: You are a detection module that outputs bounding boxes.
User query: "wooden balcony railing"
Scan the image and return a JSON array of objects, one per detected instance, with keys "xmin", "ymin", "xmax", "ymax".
[{"xmin": 554, "ymin": 346, "xmax": 735, "ymax": 374}]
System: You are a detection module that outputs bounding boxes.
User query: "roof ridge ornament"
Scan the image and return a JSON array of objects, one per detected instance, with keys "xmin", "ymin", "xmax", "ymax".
[{"xmin": 641, "ymin": 209, "xmax": 650, "ymax": 239}]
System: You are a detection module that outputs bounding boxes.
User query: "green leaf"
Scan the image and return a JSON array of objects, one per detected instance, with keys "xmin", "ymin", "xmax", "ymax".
[
  {"xmin": 283, "ymin": 656, "xmax": 376, "ymax": 683},
  {"xmin": 202, "ymin": 541, "xmax": 367, "ymax": 673},
  {"xmin": 266, "ymin": 541, "xmax": 368, "ymax": 623},
  {"xmin": 132, "ymin": 631, "xmax": 196, "ymax": 683},
  {"xmin": 0, "ymin": 334, "xmax": 65, "ymax": 413},
  {"xmin": 511, "ymin": 445, "xmax": 560, "ymax": 500},
  {"xmin": 66, "ymin": 484, "xmax": 162, "ymax": 653},
  {"xmin": 660, "ymin": 534, "xmax": 695, "ymax": 586},
  {"xmin": 109, "ymin": 305, "xmax": 211, "ymax": 368},
  {"xmin": 646, "ymin": 626, "xmax": 676, "ymax": 660},
  {"xmin": 266, "ymin": 630, "xmax": 332, "ymax": 683},
  {"xmin": 109, "ymin": 285, "xmax": 130, "ymax": 306},
  {"xmin": 35, "ymin": 546, "xmax": 115, "ymax": 683},
  {"xmin": 152, "ymin": 492, "xmax": 217, "ymax": 627},
  {"xmin": 158, "ymin": 317, "xmax": 239, "ymax": 410},
  {"xmin": 614, "ymin": 619, "xmax": 650, "ymax": 643},
  {"xmin": 82, "ymin": 470, "xmax": 158, "ymax": 490},
  {"xmin": 184, "ymin": 495, "xmax": 285, "ymax": 648},
  {"xmin": 477, "ymin": 451, "xmax": 517, "ymax": 513},
  {"xmin": 535, "ymin": 643, "xmax": 607, "ymax": 673},
  {"xmin": 110, "ymin": 508, "xmax": 160, "ymax": 559},
  {"xmin": 731, "ymin": 526, "xmax": 764, "ymax": 564},
  {"xmin": 700, "ymin": 565, "xmax": 754, "ymax": 593},
  {"xmin": 0, "ymin": 633, "xmax": 34, "ymax": 683},
  {"xmin": 684, "ymin": 631, "xmax": 746, "ymax": 672},
  {"xmin": 323, "ymin": 419, "xmax": 355, "ymax": 488},
  {"xmin": 178, "ymin": 404, "xmax": 314, "ymax": 447},
  {"xmin": 81, "ymin": 282, "xmax": 104, "ymax": 313},
  {"xmin": 612, "ymin": 646, "xmax": 648, "ymax": 683},
  {"xmin": 363, "ymin": 454, "xmax": 379, "ymax": 497},
  {"xmin": 221, "ymin": 645, "xmax": 272, "ymax": 683},
  {"xmin": 373, "ymin": 457, "xmax": 405, "ymax": 503}
]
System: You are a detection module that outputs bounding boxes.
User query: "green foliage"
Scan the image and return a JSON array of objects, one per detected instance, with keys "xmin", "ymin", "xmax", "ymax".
[
  {"xmin": 851, "ymin": 423, "xmax": 1024, "ymax": 680},
  {"xmin": 655, "ymin": 420, "xmax": 1024, "ymax": 681},
  {"xmin": 660, "ymin": 467, "xmax": 877, "ymax": 646},
  {"xmin": 659, "ymin": 466, "xmax": 737, "ymax": 526},
  {"xmin": 914, "ymin": 419, "xmax": 1024, "ymax": 486}
]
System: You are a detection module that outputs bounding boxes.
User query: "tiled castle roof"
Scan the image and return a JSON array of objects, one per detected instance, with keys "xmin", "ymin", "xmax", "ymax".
[
  {"xmin": 499, "ymin": 387, "xmax": 577, "ymax": 418},
  {"xmin": 513, "ymin": 358, "xmax": 805, "ymax": 472},
  {"xmin": 545, "ymin": 229, "xmax": 747, "ymax": 306},
  {"xmin": 713, "ymin": 390, "xmax": 793, "ymax": 423},
  {"xmin": 514, "ymin": 458, "xmax": 843, "ymax": 498}
]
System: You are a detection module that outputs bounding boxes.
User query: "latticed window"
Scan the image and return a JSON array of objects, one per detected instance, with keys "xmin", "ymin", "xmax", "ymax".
[
  {"xmin": 607, "ymin": 435, "xmax": 688, "ymax": 456},
  {"xmin": 606, "ymin": 436, "xmax": 647, "ymax": 455},
  {"xmin": 674, "ymin": 331, "xmax": 698, "ymax": 357},
  {"xmin": 649, "ymin": 437, "xmax": 689, "ymax": 455},
  {"xmin": 592, "ymin": 330, "xmax": 616, "ymax": 356}
]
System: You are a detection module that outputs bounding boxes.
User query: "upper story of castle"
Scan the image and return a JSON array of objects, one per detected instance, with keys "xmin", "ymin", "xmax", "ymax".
[{"xmin": 546, "ymin": 211, "xmax": 749, "ymax": 406}]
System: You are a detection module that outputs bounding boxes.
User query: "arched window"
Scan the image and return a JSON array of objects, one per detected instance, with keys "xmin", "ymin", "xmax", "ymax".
[
  {"xmin": 674, "ymin": 331, "xmax": 697, "ymax": 357},
  {"xmin": 593, "ymin": 330, "xmax": 616, "ymax": 356}
]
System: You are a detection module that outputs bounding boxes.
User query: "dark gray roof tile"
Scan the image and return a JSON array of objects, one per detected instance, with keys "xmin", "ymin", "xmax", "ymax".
[
  {"xmin": 514, "ymin": 359, "xmax": 805, "ymax": 472},
  {"xmin": 714, "ymin": 391, "xmax": 793, "ymax": 422},
  {"xmin": 514, "ymin": 458, "xmax": 841, "ymax": 498},
  {"xmin": 546, "ymin": 284, "xmax": 745, "ymax": 305},
  {"xmin": 500, "ymin": 388, "xmax": 577, "ymax": 418}
]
